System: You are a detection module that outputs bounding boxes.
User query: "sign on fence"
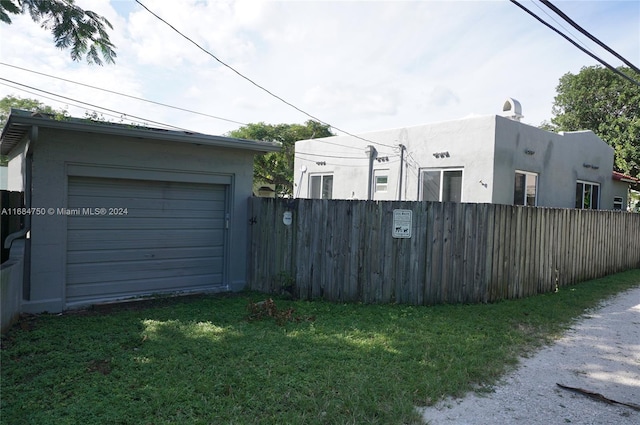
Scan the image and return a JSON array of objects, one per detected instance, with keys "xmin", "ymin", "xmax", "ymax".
[{"xmin": 392, "ymin": 209, "xmax": 412, "ymax": 238}]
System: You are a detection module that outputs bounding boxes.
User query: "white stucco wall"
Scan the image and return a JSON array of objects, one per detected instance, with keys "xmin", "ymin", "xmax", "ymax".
[
  {"xmin": 13, "ymin": 128, "xmax": 258, "ymax": 313},
  {"xmin": 493, "ymin": 117, "xmax": 615, "ymax": 208},
  {"xmin": 295, "ymin": 116, "xmax": 498, "ymax": 202},
  {"xmin": 611, "ymin": 181, "xmax": 631, "ymax": 210},
  {"xmin": 0, "ymin": 166, "xmax": 7, "ymax": 190},
  {"xmin": 5, "ymin": 138, "xmax": 28, "ymax": 191},
  {"xmin": 295, "ymin": 115, "xmax": 618, "ymax": 209}
]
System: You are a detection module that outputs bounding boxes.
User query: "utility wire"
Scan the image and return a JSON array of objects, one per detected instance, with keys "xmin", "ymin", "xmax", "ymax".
[
  {"xmin": 539, "ymin": 0, "xmax": 640, "ymax": 74},
  {"xmin": 0, "ymin": 66, "xmax": 393, "ymax": 156},
  {"xmin": 2, "ymin": 63, "xmax": 393, "ymax": 154},
  {"xmin": 295, "ymin": 151, "xmax": 398, "ymax": 160},
  {"xmin": 0, "ymin": 77, "xmax": 196, "ymax": 132},
  {"xmin": 0, "ymin": 62, "xmax": 248, "ymax": 126},
  {"xmin": 509, "ymin": 0, "xmax": 640, "ymax": 87},
  {"xmin": 529, "ymin": 0, "xmax": 596, "ymax": 56},
  {"xmin": 133, "ymin": 0, "xmax": 399, "ymax": 149},
  {"xmin": 0, "ymin": 81, "xmax": 155, "ymax": 127}
]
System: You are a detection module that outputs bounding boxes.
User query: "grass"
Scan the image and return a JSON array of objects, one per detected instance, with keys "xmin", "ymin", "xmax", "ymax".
[{"xmin": 2, "ymin": 269, "xmax": 639, "ymax": 425}]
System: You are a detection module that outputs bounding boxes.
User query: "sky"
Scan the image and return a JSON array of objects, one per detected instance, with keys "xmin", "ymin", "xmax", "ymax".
[{"xmin": 0, "ymin": 0, "xmax": 638, "ymax": 137}]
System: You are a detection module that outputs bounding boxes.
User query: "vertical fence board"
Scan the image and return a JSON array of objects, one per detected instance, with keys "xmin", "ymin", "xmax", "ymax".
[
  {"xmin": 478, "ymin": 203, "xmax": 492, "ymax": 303},
  {"xmin": 430, "ymin": 202, "xmax": 444, "ymax": 304},
  {"xmin": 408, "ymin": 202, "xmax": 426, "ymax": 305},
  {"xmin": 482, "ymin": 203, "xmax": 495, "ymax": 303},
  {"xmin": 462, "ymin": 203, "xmax": 477, "ymax": 302}
]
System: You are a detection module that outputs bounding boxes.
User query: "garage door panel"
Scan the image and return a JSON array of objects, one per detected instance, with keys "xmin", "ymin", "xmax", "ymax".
[
  {"xmin": 68, "ymin": 195, "xmax": 226, "ymax": 214},
  {"xmin": 66, "ymin": 176, "xmax": 227, "ymax": 305},
  {"xmin": 67, "ymin": 246, "xmax": 224, "ymax": 264},
  {"xmin": 68, "ymin": 177, "xmax": 225, "ymax": 194},
  {"xmin": 67, "ymin": 257, "xmax": 224, "ymax": 285},
  {"xmin": 66, "ymin": 274, "xmax": 223, "ymax": 303},
  {"xmin": 67, "ymin": 217, "xmax": 225, "ymax": 231},
  {"xmin": 68, "ymin": 178, "xmax": 227, "ymax": 201},
  {"xmin": 68, "ymin": 229, "xmax": 224, "ymax": 251}
]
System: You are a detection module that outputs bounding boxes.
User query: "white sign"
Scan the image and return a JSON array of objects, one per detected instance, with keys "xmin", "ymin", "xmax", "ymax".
[
  {"xmin": 392, "ymin": 209, "xmax": 412, "ymax": 238},
  {"xmin": 283, "ymin": 211, "xmax": 293, "ymax": 226}
]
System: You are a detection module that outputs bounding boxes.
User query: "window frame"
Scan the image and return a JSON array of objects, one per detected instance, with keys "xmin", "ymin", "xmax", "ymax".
[
  {"xmin": 419, "ymin": 167, "xmax": 464, "ymax": 202},
  {"xmin": 575, "ymin": 180, "xmax": 600, "ymax": 210},
  {"xmin": 514, "ymin": 170, "xmax": 538, "ymax": 206},
  {"xmin": 613, "ymin": 196, "xmax": 623, "ymax": 210},
  {"xmin": 373, "ymin": 170, "xmax": 389, "ymax": 194},
  {"xmin": 309, "ymin": 173, "xmax": 333, "ymax": 199}
]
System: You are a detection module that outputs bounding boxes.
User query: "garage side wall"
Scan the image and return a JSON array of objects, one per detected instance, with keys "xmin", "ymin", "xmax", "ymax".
[{"xmin": 25, "ymin": 129, "xmax": 255, "ymax": 313}]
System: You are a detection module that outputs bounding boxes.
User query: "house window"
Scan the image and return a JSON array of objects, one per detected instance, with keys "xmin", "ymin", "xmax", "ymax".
[
  {"xmin": 514, "ymin": 171, "xmax": 538, "ymax": 206},
  {"xmin": 374, "ymin": 171, "xmax": 388, "ymax": 193},
  {"xmin": 575, "ymin": 181, "xmax": 599, "ymax": 209},
  {"xmin": 420, "ymin": 168, "xmax": 463, "ymax": 202},
  {"xmin": 310, "ymin": 174, "xmax": 333, "ymax": 199},
  {"xmin": 613, "ymin": 196, "xmax": 623, "ymax": 210}
]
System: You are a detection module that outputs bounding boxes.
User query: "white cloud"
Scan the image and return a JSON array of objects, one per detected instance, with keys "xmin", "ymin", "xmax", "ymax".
[
  {"xmin": 427, "ymin": 86, "xmax": 460, "ymax": 107},
  {"xmin": 0, "ymin": 0, "xmax": 637, "ymax": 136},
  {"xmin": 304, "ymin": 82, "xmax": 398, "ymax": 116}
]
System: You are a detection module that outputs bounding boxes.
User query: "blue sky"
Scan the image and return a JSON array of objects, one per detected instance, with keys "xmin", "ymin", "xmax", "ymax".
[{"xmin": 0, "ymin": 0, "xmax": 638, "ymax": 136}]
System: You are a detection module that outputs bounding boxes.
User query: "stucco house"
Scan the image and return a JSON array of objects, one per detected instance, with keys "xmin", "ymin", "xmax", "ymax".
[
  {"xmin": 294, "ymin": 99, "xmax": 634, "ymax": 210},
  {"xmin": 1, "ymin": 109, "xmax": 280, "ymax": 314}
]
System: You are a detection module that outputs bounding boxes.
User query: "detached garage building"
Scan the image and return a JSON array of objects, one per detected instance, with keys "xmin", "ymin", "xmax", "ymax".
[{"xmin": 1, "ymin": 109, "xmax": 280, "ymax": 313}]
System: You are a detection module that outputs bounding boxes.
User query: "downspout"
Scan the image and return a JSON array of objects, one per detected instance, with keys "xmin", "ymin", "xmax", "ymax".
[
  {"xmin": 295, "ymin": 165, "xmax": 307, "ymax": 198},
  {"xmin": 365, "ymin": 145, "xmax": 377, "ymax": 201},
  {"xmin": 3, "ymin": 125, "xmax": 36, "ymax": 300},
  {"xmin": 397, "ymin": 144, "xmax": 405, "ymax": 201}
]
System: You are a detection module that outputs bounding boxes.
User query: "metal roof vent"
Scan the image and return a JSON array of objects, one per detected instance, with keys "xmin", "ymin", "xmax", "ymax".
[{"xmin": 502, "ymin": 98, "xmax": 523, "ymax": 121}]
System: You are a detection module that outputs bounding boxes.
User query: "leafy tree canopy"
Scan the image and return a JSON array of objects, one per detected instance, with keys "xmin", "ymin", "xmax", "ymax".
[
  {"xmin": 0, "ymin": 95, "xmax": 68, "ymax": 165},
  {"xmin": 0, "ymin": 0, "xmax": 116, "ymax": 65},
  {"xmin": 229, "ymin": 121, "xmax": 333, "ymax": 196},
  {"xmin": 0, "ymin": 95, "xmax": 67, "ymax": 128},
  {"xmin": 549, "ymin": 65, "xmax": 640, "ymax": 179}
]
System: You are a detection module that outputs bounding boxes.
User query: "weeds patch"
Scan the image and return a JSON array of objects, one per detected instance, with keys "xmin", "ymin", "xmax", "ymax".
[{"xmin": 246, "ymin": 298, "xmax": 315, "ymax": 325}]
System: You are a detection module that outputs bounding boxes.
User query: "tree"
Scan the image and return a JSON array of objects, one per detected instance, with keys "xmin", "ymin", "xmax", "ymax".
[
  {"xmin": 549, "ymin": 65, "xmax": 640, "ymax": 179},
  {"xmin": 0, "ymin": 0, "xmax": 116, "ymax": 65},
  {"xmin": 0, "ymin": 95, "xmax": 67, "ymax": 165},
  {"xmin": 229, "ymin": 121, "xmax": 334, "ymax": 196},
  {"xmin": 0, "ymin": 95, "xmax": 67, "ymax": 127}
]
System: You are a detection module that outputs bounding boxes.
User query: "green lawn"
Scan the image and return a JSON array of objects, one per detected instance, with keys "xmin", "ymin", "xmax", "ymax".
[{"xmin": 2, "ymin": 270, "xmax": 639, "ymax": 425}]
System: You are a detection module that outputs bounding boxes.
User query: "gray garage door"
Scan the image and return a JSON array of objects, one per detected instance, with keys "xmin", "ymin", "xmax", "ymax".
[{"xmin": 66, "ymin": 176, "xmax": 227, "ymax": 305}]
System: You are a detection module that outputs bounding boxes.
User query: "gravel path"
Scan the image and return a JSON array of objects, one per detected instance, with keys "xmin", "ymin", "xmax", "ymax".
[{"xmin": 420, "ymin": 285, "xmax": 640, "ymax": 425}]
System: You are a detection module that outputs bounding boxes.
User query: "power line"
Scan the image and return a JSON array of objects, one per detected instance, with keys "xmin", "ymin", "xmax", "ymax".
[
  {"xmin": 0, "ymin": 62, "xmax": 248, "ymax": 126},
  {"xmin": 313, "ymin": 138, "xmax": 377, "ymax": 151},
  {"xmin": 0, "ymin": 67, "xmax": 396, "ymax": 155},
  {"xmin": 539, "ymin": 0, "xmax": 640, "ymax": 74},
  {"xmin": 0, "ymin": 81, "xmax": 155, "ymax": 127},
  {"xmin": 0, "ymin": 62, "xmax": 374, "ymax": 151},
  {"xmin": 0, "ymin": 64, "xmax": 397, "ymax": 155},
  {"xmin": 295, "ymin": 157, "xmax": 401, "ymax": 169},
  {"xmin": 528, "ymin": 0, "xmax": 597, "ymax": 56},
  {"xmin": 1, "ymin": 76, "xmax": 395, "ymax": 158},
  {"xmin": 295, "ymin": 151, "xmax": 398, "ymax": 160},
  {"xmin": 509, "ymin": 0, "xmax": 640, "ymax": 87},
  {"xmin": 0, "ymin": 77, "xmax": 196, "ymax": 132},
  {"xmin": 133, "ymin": 0, "xmax": 399, "ymax": 150}
]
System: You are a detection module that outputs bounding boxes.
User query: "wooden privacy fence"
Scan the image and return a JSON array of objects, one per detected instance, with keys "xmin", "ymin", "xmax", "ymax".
[{"xmin": 247, "ymin": 198, "xmax": 640, "ymax": 305}]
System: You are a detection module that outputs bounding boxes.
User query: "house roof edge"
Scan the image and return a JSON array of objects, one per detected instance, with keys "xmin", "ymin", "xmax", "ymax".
[{"xmin": 1, "ymin": 109, "xmax": 281, "ymax": 155}]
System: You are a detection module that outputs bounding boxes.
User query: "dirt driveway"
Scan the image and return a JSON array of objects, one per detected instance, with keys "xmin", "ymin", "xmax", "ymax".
[{"xmin": 420, "ymin": 285, "xmax": 640, "ymax": 425}]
